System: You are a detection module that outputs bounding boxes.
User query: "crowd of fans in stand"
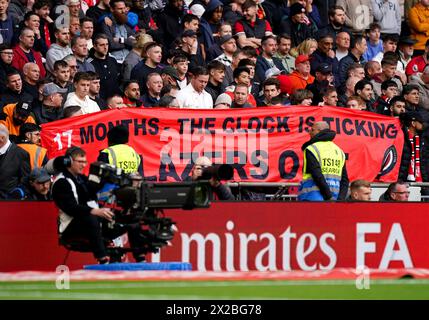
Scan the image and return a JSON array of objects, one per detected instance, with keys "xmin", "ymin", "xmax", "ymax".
[{"xmin": 0, "ymin": 0, "xmax": 429, "ymax": 201}]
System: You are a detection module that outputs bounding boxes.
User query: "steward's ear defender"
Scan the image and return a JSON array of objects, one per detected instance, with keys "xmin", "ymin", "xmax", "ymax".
[{"xmin": 64, "ymin": 146, "xmax": 81, "ymax": 167}]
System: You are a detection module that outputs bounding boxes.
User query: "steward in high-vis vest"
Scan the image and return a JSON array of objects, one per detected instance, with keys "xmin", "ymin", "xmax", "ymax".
[
  {"xmin": 97, "ymin": 125, "xmax": 142, "ymax": 174},
  {"xmin": 298, "ymin": 121, "xmax": 349, "ymax": 201},
  {"xmin": 17, "ymin": 123, "xmax": 48, "ymax": 170}
]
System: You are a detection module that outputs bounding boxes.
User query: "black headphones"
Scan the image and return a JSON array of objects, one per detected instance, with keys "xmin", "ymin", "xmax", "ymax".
[{"xmin": 63, "ymin": 146, "xmax": 82, "ymax": 168}]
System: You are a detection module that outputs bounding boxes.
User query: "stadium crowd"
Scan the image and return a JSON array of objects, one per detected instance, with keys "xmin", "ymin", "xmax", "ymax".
[{"xmin": 0, "ymin": 0, "xmax": 428, "ymax": 202}]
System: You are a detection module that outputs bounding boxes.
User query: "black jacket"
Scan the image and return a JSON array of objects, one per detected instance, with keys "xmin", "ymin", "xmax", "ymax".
[
  {"xmin": 301, "ymin": 129, "xmax": 349, "ymax": 200},
  {"xmin": 88, "ymin": 55, "xmax": 121, "ymax": 100},
  {"xmin": 51, "ymin": 169, "xmax": 98, "ymax": 219},
  {"xmin": 398, "ymin": 126, "xmax": 429, "ymax": 182},
  {"xmin": 0, "ymin": 142, "xmax": 30, "ymax": 198},
  {"xmin": 279, "ymin": 18, "xmax": 318, "ymax": 47},
  {"xmin": 8, "ymin": 180, "xmax": 52, "ymax": 201},
  {"xmin": 154, "ymin": 3, "xmax": 186, "ymax": 50}
]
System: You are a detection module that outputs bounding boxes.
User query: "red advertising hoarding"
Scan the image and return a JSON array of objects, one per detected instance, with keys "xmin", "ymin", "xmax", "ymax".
[{"xmin": 0, "ymin": 202, "xmax": 427, "ymax": 272}]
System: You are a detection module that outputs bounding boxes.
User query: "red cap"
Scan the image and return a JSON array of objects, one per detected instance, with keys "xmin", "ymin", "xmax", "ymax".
[{"xmin": 295, "ymin": 55, "xmax": 310, "ymax": 66}]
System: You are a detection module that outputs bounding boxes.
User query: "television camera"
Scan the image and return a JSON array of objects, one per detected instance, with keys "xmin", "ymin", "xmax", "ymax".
[{"xmin": 85, "ymin": 161, "xmax": 213, "ymax": 261}]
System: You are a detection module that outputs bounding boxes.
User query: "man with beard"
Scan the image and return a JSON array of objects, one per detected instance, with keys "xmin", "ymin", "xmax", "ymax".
[
  {"xmin": 319, "ymin": 5, "xmax": 351, "ymax": 41},
  {"xmin": 310, "ymin": 32, "xmax": 338, "ymax": 83},
  {"xmin": 155, "ymin": 0, "xmax": 186, "ymax": 50},
  {"xmin": 16, "ymin": 123, "xmax": 48, "ymax": 170},
  {"xmin": 255, "ymin": 35, "xmax": 286, "ymax": 83},
  {"xmin": 354, "ymin": 79, "xmax": 375, "ymax": 112},
  {"xmin": 398, "ymin": 36, "xmax": 417, "ymax": 73},
  {"xmin": 100, "ymin": 0, "xmax": 136, "ymax": 64},
  {"xmin": 122, "ymin": 80, "xmax": 143, "ymax": 107},
  {"xmin": 11, "ymin": 28, "xmax": 46, "ymax": 79},
  {"xmin": 298, "ymin": 121, "xmax": 348, "ymax": 201},
  {"xmin": 8, "ymin": 167, "xmax": 52, "ymax": 200},
  {"xmin": 46, "ymin": 27, "xmax": 73, "ymax": 74},
  {"xmin": 389, "ymin": 96, "xmax": 406, "ymax": 117},
  {"xmin": 0, "ymin": 101, "xmax": 36, "ymax": 143},
  {"xmin": 0, "ymin": 70, "xmax": 33, "ymax": 110},
  {"xmin": 88, "ymin": 33, "xmax": 121, "ymax": 100}
]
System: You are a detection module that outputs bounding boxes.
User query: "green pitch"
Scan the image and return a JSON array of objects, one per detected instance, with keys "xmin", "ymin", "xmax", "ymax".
[{"xmin": 1, "ymin": 279, "xmax": 429, "ymax": 300}]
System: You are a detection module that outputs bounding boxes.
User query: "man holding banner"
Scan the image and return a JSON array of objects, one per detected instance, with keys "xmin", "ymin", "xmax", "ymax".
[{"xmin": 298, "ymin": 121, "xmax": 349, "ymax": 201}]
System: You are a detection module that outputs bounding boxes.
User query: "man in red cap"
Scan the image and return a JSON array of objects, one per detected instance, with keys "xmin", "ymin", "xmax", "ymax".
[{"xmin": 285, "ymin": 55, "xmax": 315, "ymax": 95}]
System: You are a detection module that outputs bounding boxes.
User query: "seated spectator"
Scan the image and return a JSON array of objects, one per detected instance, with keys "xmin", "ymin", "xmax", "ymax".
[
  {"xmin": 287, "ymin": 55, "xmax": 315, "ymax": 94},
  {"xmin": 290, "ymin": 88, "xmax": 313, "ymax": 106},
  {"xmin": 17, "ymin": 123, "xmax": 48, "ymax": 170},
  {"xmin": 345, "ymin": 95, "xmax": 367, "ymax": 111},
  {"xmin": 64, "ymin": 72, "xmax": 101, "ymax": 114},
  {"xmin": 338, "ymin": 76, "xmax": 361, "ymax": 107},
  {"xmin": 290, "ymin": 38, "xmax": 318, "ymax": 58},
  {"xmin": 8, "ymin": 167, "xmax": 52, "ymax": 201},
  {"xmin": 214, "ymin": 93, "xmax": 232, "ymax": 109},
  {"xmin": 273, "ymin": 33, "xmax": 295, "ymax": 74},
  {"xmin": 32, "ymin": 82, "xmax": 67, "ymax": 124},
  {"xmin": 231, "ymin": 83, "xmax": 253, "ymax": 108},
  {"xmin": 214, "ymin": 35, "xmax": 237, "ymax": 69},
  {"xmin": 106, "ymin": 95, "xmax": 126, "ymax": 109},
  {"xmin": 337, "ymin": 0, "xmax": 372, "ymax": 34},
  {"xmin": 379, "ymin": 181, "xmax": 410, "ymax": 201},
  {"xmin": 224, "ymin": 66, "xmax": 257, "ymax": 106},
  {"xmin": 318, "ymin": 5, "xmax": 351, "ymax": 41},
  {"xmin": 402, "ymin": 84, "xmax": 429, "ymax": 123},
  {"xmin": 0, "ymin": 101, "xmax": 36, "ymax": 143},
  {"xmin": 374, "ymin": 80, "xmax": 399, "ymax": 115},
  {"xmin": 52, "ymin": 60, "xmax": 74, "ymax": 95},
  {"xmin": 122, "ymin": 80, "xmax": 143, "ymax": 108},
  {"xmin": 0, "ymin": 70, "xmax": 33, "ymax": 110},
  {"xmin": 80, "ymin": 17, "xmax": 94, "ymax": 51},
  {"xmin": 12, "ymin": 28, "xmax": 46, "ymax": 79},
  {"xmin": 397, "ymin": 36, "xmax": 418, "ymax": 73},
  {"xmin": 310, "ymin": 31, "xmax": 338, "ymax": 82},
  {"xmin": 141, "ymin": 73, "xmax": 162, "ymax": 107},
  {"xmin": 0, "ymin": 124, "xmax": 30, "ymax": 199},
  {"xmin": 348, "ymin": 179, "xmax": 372, "ymax": 201},
  {"xmin": 172, "ymin": 54, "xmax": 190, "ymax": 90},
  {"xmin": 364, "ymin": 60, "xmax": 381, "ymax": 80}
]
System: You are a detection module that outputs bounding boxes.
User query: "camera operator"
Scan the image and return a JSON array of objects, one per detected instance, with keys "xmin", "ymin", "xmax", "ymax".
[
  {"xmin": 189, "ymin": 156, "xmax": 235, "ymax": 200},
  {"xmin": 51, "ymin": 146, "xmax": 116, "ymax": 264}
]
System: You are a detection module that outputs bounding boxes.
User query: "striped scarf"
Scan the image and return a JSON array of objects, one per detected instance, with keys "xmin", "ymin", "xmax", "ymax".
[{"xmin": 407, "ymin": 130, "xmax": 422, "ymax": 182}]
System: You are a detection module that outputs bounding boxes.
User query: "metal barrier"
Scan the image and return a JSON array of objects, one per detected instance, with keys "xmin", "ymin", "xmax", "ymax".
[{"xmin": 226, "ymin": 182, "xmax": 429, "ymax": 202}]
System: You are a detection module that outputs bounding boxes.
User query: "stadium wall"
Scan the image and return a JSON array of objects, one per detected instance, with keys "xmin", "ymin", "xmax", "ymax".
[{"xmin": 0, "ymin": 201, "xmax": 428, "ymax": 272}]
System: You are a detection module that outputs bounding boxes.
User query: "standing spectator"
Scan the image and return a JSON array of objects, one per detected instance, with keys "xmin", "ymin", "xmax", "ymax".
[
  {"xmin": 32, "ymin": 82, "xmax": 67, "ymax": 124},
  {"xmin": 0, "ymin": 70, "xmax": 33, "ymax": 109},
  {"xmin": 409, "ymin": 0, "xmax": 429, "ymax": 55},
  {"xmin": 63, "ymin": 72, "xmax": 101, "ymax": 114},
  {"xmin": 214, "ymin": 35, "xmax": 237, "ymax": 69},
  {"xmin": 280, "ymin": 2, "xmax": 317, "ymax": 47},
  {"xmin": 205, "ymin": 60, "xmax": 226, "ymax": 102},
  {"xmin": 22, "ymin": 62, "xmax": 40, "ymax": 102},
  {"xmin": 122, "ymin": 80, "xmax": 143, "ymax": 108},
  {"xmin": 71, "ymin": 36, "xmax": 95, "ymax": 73},
  {"xmin": 214, "ymin": 93, "xmax": 232, "ymax": 109},
  {"xmin": 130, "ymin": 42, "xmax": 163, "ymax": 95},
  {"xmin": 255, "ymin": 35, "xmax": 285, "ymax": 83},
  {"xmin": 337, "ymin": 0, "xmax": 373, "ymax": 34},
  {"xmin": 88, "ymin": 34, "xmax": 121, "ymax": 100},
  {"xmin": 286, "ymin": 55, "xmax": 315, "ymax": 94},
  {"xmin": 16, "ymin": 123, "xmax": 48, "ymax": 170},
  {"xmin": 8, "ymin": 0, "xmax": 34, "ymax": 24},
  {"xmin": 348, "ymin": 180, "xmax": 372, "ymax": 201},
  {"xmin": 0, "ymin": 124, "xmax": 30, "ymax": 199},
  {"xmin": 12, "ymin": 28, "xmax": 46, "ymax": 78},
  {"xmin": 273, "ymin": 34, "xmax": 295, "ymax": 74},
  {"xmin": 0, "ymin": 0, "xmax": 16, "ymax": 45},
  {"xmin": 122, "ymin": 32, "xmax": 152, "ymax": 81},
  {"xmin": 298, "ymin": 121, "xmax": 349, "ymax": 201},
  {"xmin": 80, "ymin": 17, "xmax": 94, "ymax": 51},
  {"xmin": 0, "ymin": 101, "xmax": 36, "ymax": 142},
  {"xmin": 362, "ymin": 23, "xmax": 383, "ymax": 62},
  {"xmin": 345, "ymin": 95, "xmax": 367, "ymax": 110},
  {"xmin": 45, "ymin": 27, "xmax": 72, "ymax": 74},
  {"xmin": 0, "ymin": 44, "xmax": 14, "ymax": 93},
  {"xmin": 398, "ymin": 111, "xmax": 429, "ymax": 183},
  {"xmin": 235, "ymin": 0, "xmax": 273, "ymax": 49},
  {"xmin": 100, "ymin": 0, "xmax": 137, "ymax": 64},
  {"xmin": 86, "ymin": 0, "xmax": 110, "ymax": 34},
  {"xmin": 403, "ymin": 84, "xmax": 429, "ymax": 121},
  {"xmin": 176, "ymin": 66, "xmax": 213, "ymax": 109},
  {"xmin": 141, "ymin": 73, "xmax": 162, "ymax": 107},
  {"xmin": 160, "ymin": 66, "xmax": 180, "ymax": 88},
  {"xmin": 335, "ymin": 31, "xmax": 350, "ymax": 61},
  {"xmin": 319, "ymin": 5, "xmax": 351, "ymax": 41},
  {"xmin": 337, "ymin": 35, "xmax": 367, "ymax": 86},
  {"xmin": 371, "ymin": 0, "xmax": 401, "ymax": 35},
  {"xmin": 155, "ymin": 0, "xmax": 186, "ymax": 50},
  {"xmin": 33, "ymin": 0, "xmax": 54, "ymax": 56}
]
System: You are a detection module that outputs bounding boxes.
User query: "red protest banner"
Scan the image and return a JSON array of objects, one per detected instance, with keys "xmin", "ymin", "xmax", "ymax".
[{"xmin": 40, "ymin": 106, "xmax": 403, "ymax": 182}]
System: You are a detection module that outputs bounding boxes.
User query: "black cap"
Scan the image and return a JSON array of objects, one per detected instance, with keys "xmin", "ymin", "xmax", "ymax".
[
  {"xmin": 19, "ymin": 123, "xmax": 41, "ymax": 138},
  {"xmin": 15, "ymin": 102, "xmax": 31, "ymax": 117},
  {"xmin": 400, "ymin": 111, "xmax": 424, "ymax": 125},
  {"xmin": 398, "ymin": 36, "xmax": 418, "ymax": 46},
  {"xmin": 316, "ymin": 63, "xmax": 333, "ymax": 74},
  {"xmin": 290, "ymin": 3, "xmax": 305, "ymax": 16},
  {"xmin": 182, "ymin": 30, "xmax": 197, "ymax": 38},
  {"xmin": 107, "ymin": 125, "xmax": 129, "ymax": 145},
  {"xmin": 161, "ymin": 66, "xmax": 180, "ymax": 80},
  {"xmin": 219, "ymin": 35, "xmax": 234, "ymax": 45}
]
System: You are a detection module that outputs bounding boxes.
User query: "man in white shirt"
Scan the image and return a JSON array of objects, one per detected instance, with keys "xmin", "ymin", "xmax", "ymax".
[
  {"xmin": 64, "ymin": 72, "xmax": 101, "ymax": 114},
  {"xmin": 176, "ymin": 66, "xmax": 213, "ymax": 109}
]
